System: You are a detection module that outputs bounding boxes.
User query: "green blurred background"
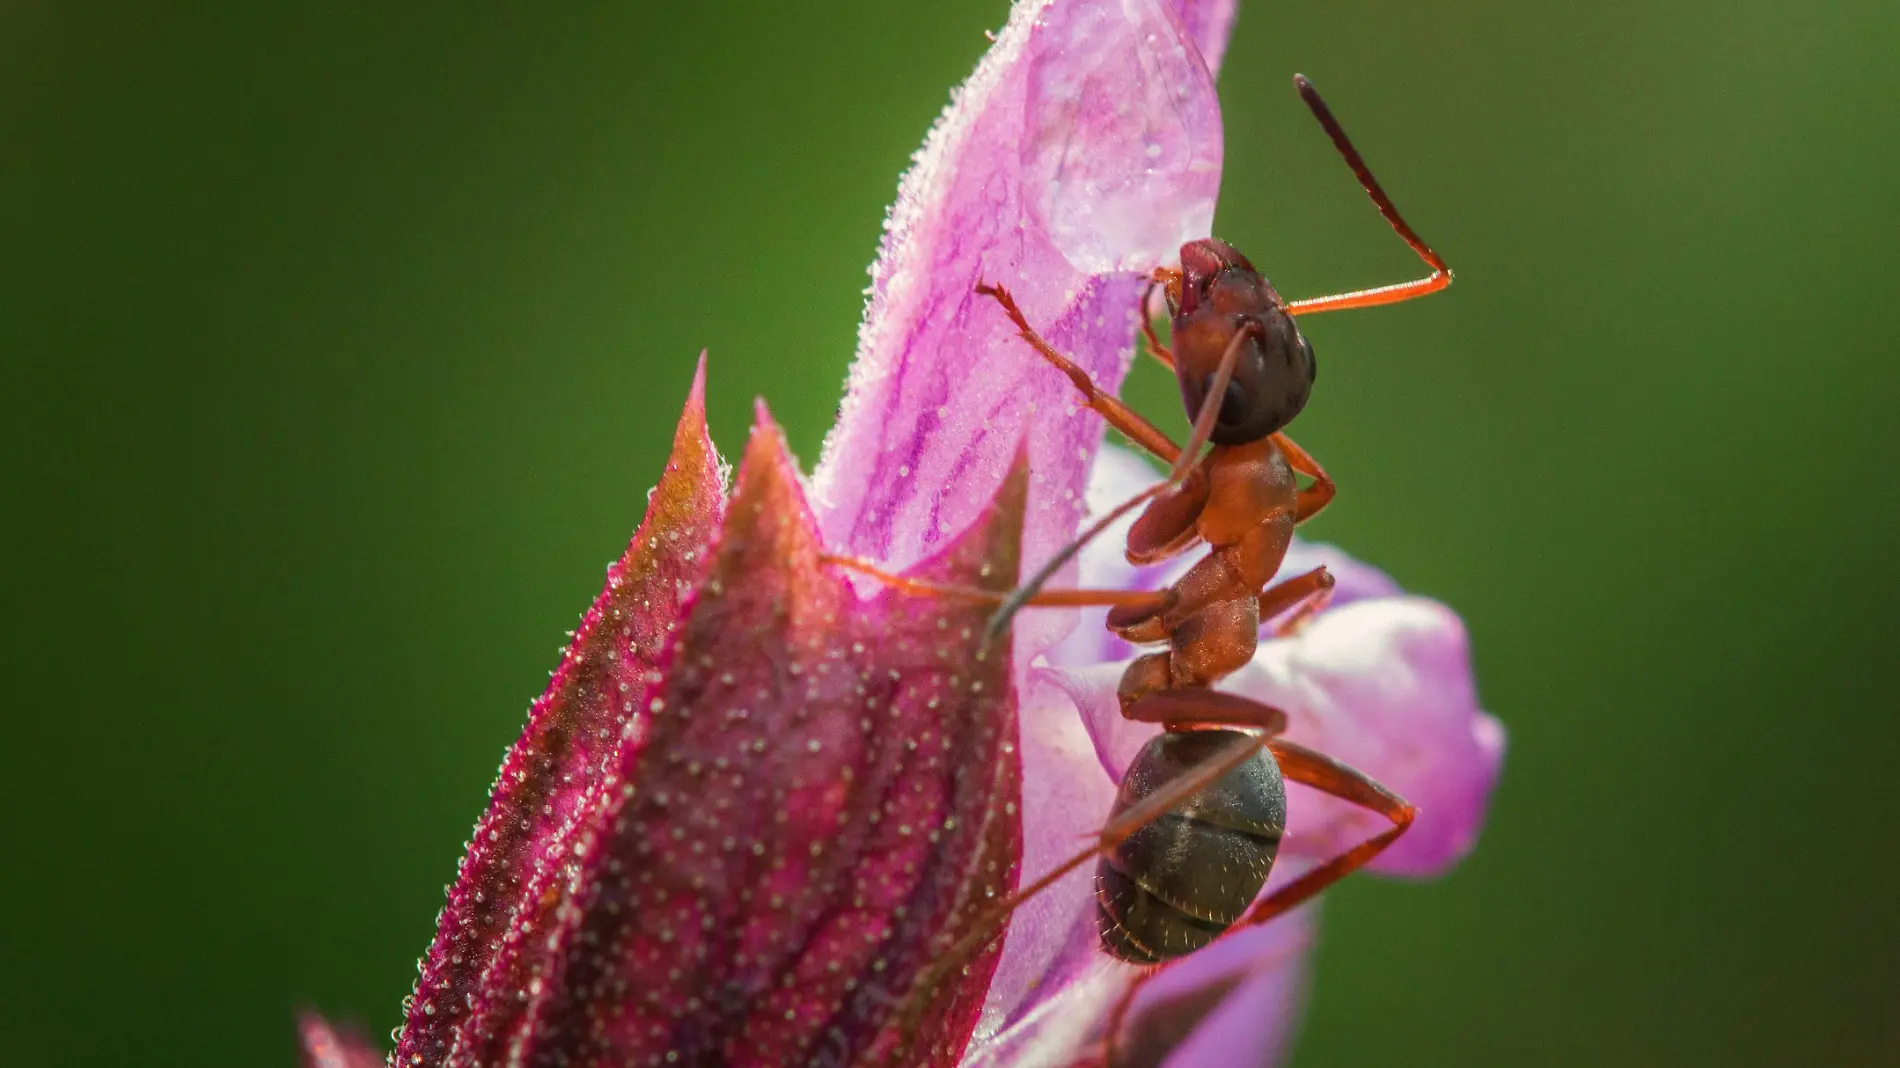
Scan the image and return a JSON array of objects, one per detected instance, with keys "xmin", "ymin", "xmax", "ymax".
[{"xmin": 6, "ymin": 2, "xmax": 1897, "ymax": 1065}]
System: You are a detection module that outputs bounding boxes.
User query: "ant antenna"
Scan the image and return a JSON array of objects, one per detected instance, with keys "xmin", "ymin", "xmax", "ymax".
[{"xmin": 1286, "ymin": 73, "xmax": 1453, "ymax": 316}]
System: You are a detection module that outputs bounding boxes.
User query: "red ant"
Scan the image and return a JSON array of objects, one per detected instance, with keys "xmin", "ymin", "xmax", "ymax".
[{"xmin": 827, "ymin": 74, "xmax": 1451, "ymax": 1057}]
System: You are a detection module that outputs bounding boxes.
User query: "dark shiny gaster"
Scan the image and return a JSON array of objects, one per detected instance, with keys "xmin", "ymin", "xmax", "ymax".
[{"xmin": 1096, "ymin": 730, "xmax": 1286, "ymax": 963}]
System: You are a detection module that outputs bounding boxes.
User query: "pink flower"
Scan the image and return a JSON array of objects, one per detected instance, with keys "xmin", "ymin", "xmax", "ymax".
[
  {"xmin": 809, "ymin": 0, "xmax": 1503, "ymax": 1053},
  {"xmin": 304, "ymin": 1, "xmax": 1502, "ymax": 1065}
]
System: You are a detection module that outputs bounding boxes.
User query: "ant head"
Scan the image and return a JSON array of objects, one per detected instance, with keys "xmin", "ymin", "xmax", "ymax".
[{"xmin": 1168, "ymin": 238, "xmax": 1316, "ymax": 445}]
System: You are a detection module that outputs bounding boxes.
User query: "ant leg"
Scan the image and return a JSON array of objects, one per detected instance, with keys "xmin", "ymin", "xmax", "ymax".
[
  {"xmin": 819, "ymin": 554, "xmax": 1171, "ymax": 612},
  {"xmin": 1271, "ymin": 432, "xmax": 1336, "ymax": 523},
  {"xmin": 1109, "ymin": 693, "xmax": 1413, "ymax": 921},
  {"xmin": 977, "ymin": 282, "xmax": 1182, "ymax": 464},
  {"xmin": 984, "ymin": 321, "xmax": 1264, "ymax": 645},
  {"xmin": 1138, "ymin": 279, "xmax": 1175, "ymax": 371},
  {"xmin": 1101, "ymin": 736, "xmax": 1412, "ymax": 1066},
  {"xmin": 1122, "ymin": 680, "xmax": 1289, "ymax": 733},
  {"xmin": 1238, "ymin": 738, "xmax": 1416, "ymax": 927},
  {"xmin": 1116, "ymin": 566, "xmax": 1328, "ymax": 695},
  {"xmin": 1285, "ymin": 75, "xmax": 1453, "ymax": 317},
  {"xmin": 1151, "ymin": 265, "xmax": 1184, "ymax": 312},
  {"xmin": 1258, "ymin": 566, "xmax": 1335, "ymax": 636},
  {"xmin": 889, "ymin": 732, "xmax": 1274, "ymax": 1035},
  {"xmin": 1124, "ymin": 460, "xmax": 1209, "ymax": 567}
]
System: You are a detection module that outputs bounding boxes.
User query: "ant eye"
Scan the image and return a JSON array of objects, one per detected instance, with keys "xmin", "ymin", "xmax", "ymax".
[
  {"xmin": 1216, "ymin": 378, "xmax": 1251, "ymax": 427},
  {"xmin": 1301, "ymin": 335, "xmax": 1317, "ymax": 385}
]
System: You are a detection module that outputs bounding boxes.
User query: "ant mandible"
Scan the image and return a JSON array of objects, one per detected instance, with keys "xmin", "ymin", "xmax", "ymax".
[{"xmin": 827, "ymin": 72, "xmax": 1451, "ymax": 1048}]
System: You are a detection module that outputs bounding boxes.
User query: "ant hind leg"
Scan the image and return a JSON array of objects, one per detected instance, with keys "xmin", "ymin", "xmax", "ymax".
[
  {"xmin": 1239, "ymin": 738, "xmax": 1415, "ymax": 927},
  {"xmin": 886, "ymin": 732, "xmax": 1276, "ymax": 1050},
  {"xmin": 1100, "ymin": 735, "xmax": 1413, "ymax": 1067}
]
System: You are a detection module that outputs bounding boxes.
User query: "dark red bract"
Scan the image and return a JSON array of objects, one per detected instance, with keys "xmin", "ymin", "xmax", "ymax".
[
  {"xmin": 396, "ymin": 359, "xmax": 728, "ymax": 1068},
  {"xmin": 368, "ymin": 365, "xmax": 1033, "ymax": 1068},
  {"xmin": 497, "ymin": 409, "xmax": 1028, "ymax": 1068}
]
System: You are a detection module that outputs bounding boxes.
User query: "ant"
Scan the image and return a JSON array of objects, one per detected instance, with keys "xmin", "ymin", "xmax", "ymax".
[{"xmin": 826, "ymin": 74, "xmax": 1451, "ymax": 1055}]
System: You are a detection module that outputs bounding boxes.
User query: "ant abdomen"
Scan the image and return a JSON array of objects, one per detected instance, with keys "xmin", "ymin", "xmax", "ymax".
[{"xmin": 1096, "ymin": 729, "xmax": 1287, "ymax": 964}]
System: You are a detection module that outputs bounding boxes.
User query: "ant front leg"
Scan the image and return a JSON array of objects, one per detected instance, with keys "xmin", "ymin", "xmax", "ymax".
[
  {"xmin": 1271, "ymin": 432, "xmax": 1336, "ymax": 523},
  {"xmin": 987, "ymin": 319, "xmax": 1266, "ymax": 643},
  {"xmin": 1122, "ymin": 456, "xmax": 1211, "ymax": 567},
  {"xmin": 1113, "ymin": 567, "xmax": 1333, "ymax": 724},
  {"xmin": 1138, "ymin": 277, "xmax": 1175, "ymax": 371},
  {"xmin": 976, "ymin": 282, "xmax": 1182, "ymax": 465}
]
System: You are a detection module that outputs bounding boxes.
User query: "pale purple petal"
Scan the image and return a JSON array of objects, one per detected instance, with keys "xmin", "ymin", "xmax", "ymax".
[
  {"xmin": 963, "ymin": 900, "xmax": 1311, "ymax": 1068},
  {"xmin": 1042, "ymin": 660, "xmax": 1149, "ymax": 785},
  {"xmin": 810, "ymin": 0, "xmax": 1225, "ymax": 662},
  {"xmin": 968, "ymin": 678, "xmax": 1119, "ymax": 1048},
  {"xmin": 1136, "ymin": 911, "xmax": 1310, "ymax": 1068},
  {"xmin": 1023, "ymin": 2, "xmax": 1223, "ymax": 276}
]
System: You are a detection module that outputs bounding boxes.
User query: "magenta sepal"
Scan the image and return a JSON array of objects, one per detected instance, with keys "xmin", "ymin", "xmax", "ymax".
[{"xmin": 395, "ymin": 357, "xmax": 727, "ymax": 1068}]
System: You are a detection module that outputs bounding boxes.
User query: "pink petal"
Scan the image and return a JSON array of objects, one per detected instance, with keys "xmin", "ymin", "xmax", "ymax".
[
  {"xmin": 396, "ymin": 358, "xmax": 726, "ymax": 1068},
  {"xmin": 1132, "ymin": 910, "xmax": 1310, "ymax": 1068},
  {"xmin": 1172, "ymin": 0, "xmax": 1241, "ymax": 77},
  {"xmin": 968, "ymin": 678, "xmax": 1121, "ymax": 1047},
  {"xmin": 962, "ymin": 904, "xmax": 1311, "ymax": 1068},
  {"xmin": 299, "ymin": 1013, "xmax": 384, "ymax": 1068},
  {"xmin": 486, "ymin": 408, "xmax": 1030, "ymax": 1068},
  {"xmin": 810, "ymin": 0, "xmax": 1226, "ymax": 663}
]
